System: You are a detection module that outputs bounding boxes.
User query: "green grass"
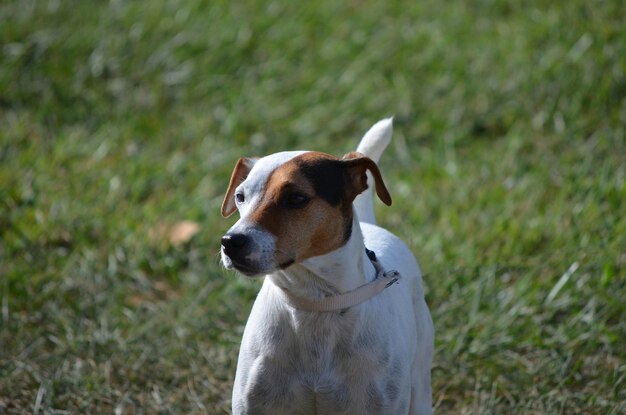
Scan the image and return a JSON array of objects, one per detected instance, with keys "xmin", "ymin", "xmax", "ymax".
[{"xmin": 1, "ymin": 0, "xmax": 624, "ymax": 413}]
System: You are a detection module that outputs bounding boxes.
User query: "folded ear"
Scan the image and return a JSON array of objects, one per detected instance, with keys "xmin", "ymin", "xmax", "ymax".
[
  {"xmin": 341, "ymin": 152, "xmax": 392, "ymax": 206},
  {"xmin": 221, "ymin": 157, "xmax": 256, "ymax": 217}
]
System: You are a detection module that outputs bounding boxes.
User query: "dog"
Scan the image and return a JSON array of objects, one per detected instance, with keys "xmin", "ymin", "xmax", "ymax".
[{"xmin": 220, "ymin": 118, "xmax": 434, "ymax": 415}]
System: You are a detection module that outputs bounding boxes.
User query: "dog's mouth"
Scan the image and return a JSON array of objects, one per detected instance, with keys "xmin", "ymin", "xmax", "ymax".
[
  {"xmin": 278, "ymin": 259, "xmax": 295, "ymax": 269},
  {"xmin": 228, "ymin": 258, "xmax": 267, "ymax": 277},
  {"xmin": 228, "ymin": 257, "xmax": 295, "ymax": 277}
]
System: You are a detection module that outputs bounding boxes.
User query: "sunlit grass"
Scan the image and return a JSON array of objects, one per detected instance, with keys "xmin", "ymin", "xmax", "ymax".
[{"xmin": 1, "ymin": 0, "xmax": 624, "ymax": 413}]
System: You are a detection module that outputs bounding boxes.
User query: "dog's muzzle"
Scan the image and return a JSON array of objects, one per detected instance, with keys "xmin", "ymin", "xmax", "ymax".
[
  {"xmin": 221, "ymin": 232, "xmax": 255, "ymax": 273},
  {"xmin": 221, "ymin": 226, "xmax": 278, "ymax": 276},
  {"xmin": 221, "ymin": 232, "xmax": 251, "ymax": 257}
]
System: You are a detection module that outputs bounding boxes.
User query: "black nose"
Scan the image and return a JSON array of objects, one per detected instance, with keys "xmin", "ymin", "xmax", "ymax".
[{"xmin": 221, "ymin": 233, "xmax": 249, "ymax": 254}]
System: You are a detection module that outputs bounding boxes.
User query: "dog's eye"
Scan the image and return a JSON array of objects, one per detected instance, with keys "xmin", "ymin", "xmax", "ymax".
[
  {"xmin": 235, "ymin": 192, "xmax": 245, "ymax": 204},
  {"xmin": 282, "ymin": 193, "xmax": 310, "ymax": 208}
]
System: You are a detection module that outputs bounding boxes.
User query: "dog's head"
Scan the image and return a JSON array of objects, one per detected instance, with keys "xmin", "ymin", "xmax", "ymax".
[{"xmin": 220, "ymin": 150, "xmax": 391, "ymax": 276}]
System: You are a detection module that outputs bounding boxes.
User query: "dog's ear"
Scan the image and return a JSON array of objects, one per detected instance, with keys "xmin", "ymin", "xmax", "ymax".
[
  {"xmin": 341, "ymin": 152, "xmax": 392, "ymax": 206},
  {"xmin": 221, "ymin": 157, "xmax": 256, "ymax": 217}
]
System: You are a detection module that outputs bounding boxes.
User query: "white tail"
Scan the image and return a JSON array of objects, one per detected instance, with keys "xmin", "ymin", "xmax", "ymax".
[{"xmin": 353, "ymin": 117, "xmax": 393, "ymax": 225}]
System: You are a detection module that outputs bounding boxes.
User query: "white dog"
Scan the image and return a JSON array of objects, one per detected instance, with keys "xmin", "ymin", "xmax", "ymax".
[{"xmin": 220, "ymin": 118, "xmax": 434, "ymax": 415}]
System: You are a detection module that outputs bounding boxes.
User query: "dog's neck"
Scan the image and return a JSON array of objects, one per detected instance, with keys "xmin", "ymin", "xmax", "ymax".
[{"xmin": 268, "ymin": 211, "xmax": 377, "ymax": 300}]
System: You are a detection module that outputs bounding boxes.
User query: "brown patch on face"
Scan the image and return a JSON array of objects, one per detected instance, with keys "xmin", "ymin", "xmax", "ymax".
[
  {"xmin": 246, "ymin": 151, "xmax": 392, "ymax": 267},
  {"xmin": 248, "ymin": 152, "xmax": 354, "ymax": 265}
]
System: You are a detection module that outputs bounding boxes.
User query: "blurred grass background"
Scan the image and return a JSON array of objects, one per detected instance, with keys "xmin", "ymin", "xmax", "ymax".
[{"xmin": 1, "ymin": 0, "xmax": 625, "ymax": 413}]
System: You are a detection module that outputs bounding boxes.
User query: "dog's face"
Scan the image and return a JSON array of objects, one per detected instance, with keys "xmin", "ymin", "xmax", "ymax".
[{"xmin": 220, "ymin": 150, "xmax": 391, "ymax": 276}]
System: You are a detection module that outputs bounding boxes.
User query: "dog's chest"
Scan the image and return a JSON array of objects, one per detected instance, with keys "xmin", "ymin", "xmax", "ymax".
[{"xmin": 238, "ymin": 308, "xmax": 411, "ymax": 414}]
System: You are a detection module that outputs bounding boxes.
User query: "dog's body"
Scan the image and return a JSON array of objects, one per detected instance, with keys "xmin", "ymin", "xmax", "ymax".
[{"xmin": 221, "ymin": 119, "xmax": 434, "ymax": 415}]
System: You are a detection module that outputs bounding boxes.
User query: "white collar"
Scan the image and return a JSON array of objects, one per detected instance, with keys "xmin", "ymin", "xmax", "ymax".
[{"xmin": 273, "ymin": 255, "xmax": 400, "ymax": 312}]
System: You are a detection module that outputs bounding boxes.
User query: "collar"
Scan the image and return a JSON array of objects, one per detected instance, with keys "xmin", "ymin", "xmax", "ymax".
[{"xmin": 273, "ymin": 250, "xmax": 400, "ymax": 312}]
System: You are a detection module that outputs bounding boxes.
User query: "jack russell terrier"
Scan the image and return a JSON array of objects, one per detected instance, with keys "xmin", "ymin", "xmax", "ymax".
[{"xmin": 220, "ymin": 118, "xmax": 434, "ymax": 415}]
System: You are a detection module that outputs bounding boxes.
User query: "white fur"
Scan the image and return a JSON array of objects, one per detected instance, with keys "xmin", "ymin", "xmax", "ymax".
[{"xmin": 225, "ymin": 120, "xmax": 434, "ymax": 415}]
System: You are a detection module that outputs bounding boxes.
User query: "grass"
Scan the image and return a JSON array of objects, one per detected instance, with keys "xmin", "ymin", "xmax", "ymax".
[{"xmin": 1, "ymin": 0, "xmax": 624, "ymax": 413}]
